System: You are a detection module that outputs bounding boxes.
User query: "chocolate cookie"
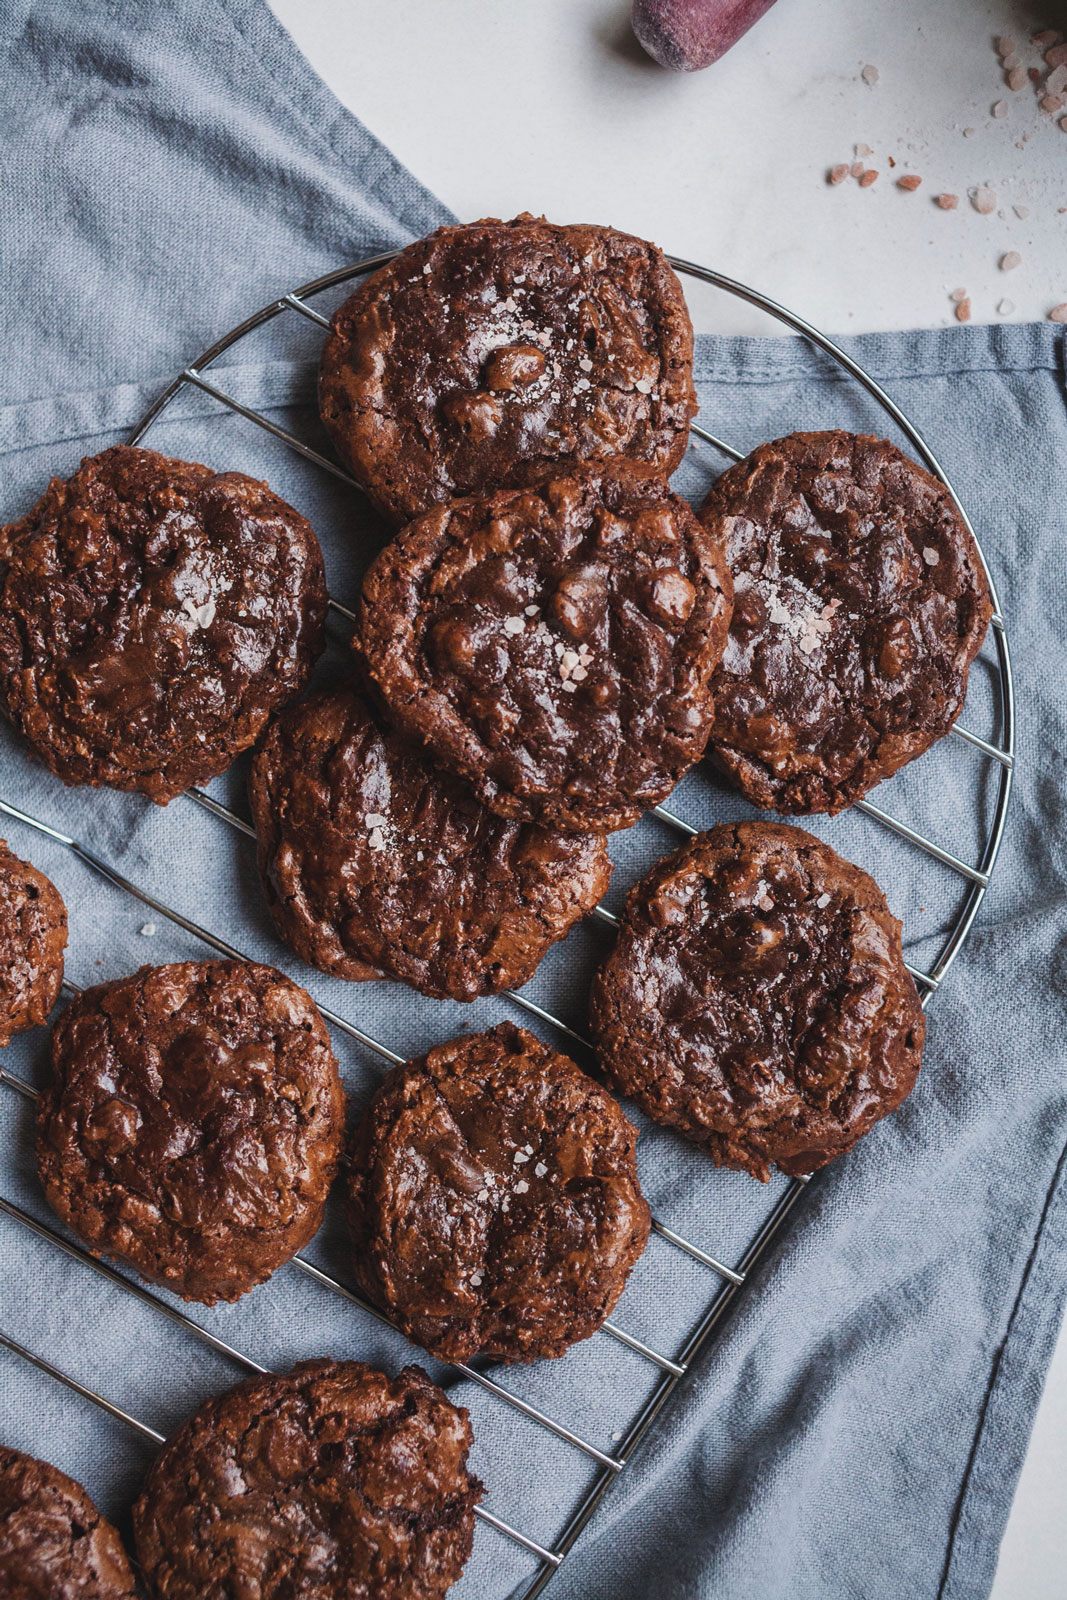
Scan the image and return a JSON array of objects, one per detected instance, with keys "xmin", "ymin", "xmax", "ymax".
[
  {"xmin": 0, "ymin": 445, "xmax": 327, "ymax": 803},
  {"xmin": 249, "ymin": 684, "xmax": 612, "ymax": 1001},
  {"xmin": 589, "ymin": 822, "xmax": 925, "ymax": 1179},
  {"xmin": 0, "ymin": 1446, "xmax": 136, "ymax": 1600},
  {"xmin": 36, "ymin": 960, "xmax": 345, "ymax": 1303},
  {"xmin": 133, "ymin": 1359, "xmax": 482, "ymax": 1600},
  {"xmin": 699, "ymin": 430, "xmax": 993, "ymax": 813},
  {"xmin": 346, "ymin": 1022, "xmax": 651, "ymax": 1362},
  {"xmin": 0, "ymin": 840, "xmax": 67, "ymax": 1047},
  {"xmin": 358, "ymin": 463, "xmax": 733, "ymax": 833},
  {"xmin": 319, "ymin": 214, "xmax": 697, "ymax": 525}
]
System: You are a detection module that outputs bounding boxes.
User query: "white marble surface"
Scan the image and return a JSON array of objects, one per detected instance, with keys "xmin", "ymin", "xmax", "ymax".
[{"xmin": 269, "ymin": 2, "xmax": 1066, "ymax": 1593}]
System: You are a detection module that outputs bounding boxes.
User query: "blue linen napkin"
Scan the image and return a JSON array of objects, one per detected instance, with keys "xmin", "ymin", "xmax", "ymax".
[{"xmin": 1, "ymin": 4, "xmax": 1065, "ymax": 1597}]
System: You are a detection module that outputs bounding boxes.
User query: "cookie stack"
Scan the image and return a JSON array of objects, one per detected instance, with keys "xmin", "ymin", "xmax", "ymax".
[{"xmin": 0, "ymin": 214, "xmax": 993, "ymax": 1598}]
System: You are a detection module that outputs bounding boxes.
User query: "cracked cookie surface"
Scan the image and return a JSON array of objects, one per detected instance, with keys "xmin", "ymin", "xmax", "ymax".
[
  {"xmin": 698, "ymin": 430, "xmax": 992, "ymax": 814},
  {"xmin": 0, "ymin": 445, "xmax": 327, "ymax": 803},
  {"xmin": 36, "ymin": 960, "xmax": 345, "ymax": 1303},
  {"xmin": 319, "ymin": 214, "xmax": 697, "ymax": 526},
  {"xmin": 0, "ymin": 839, "xmax": 66, "ymax": 1047},
  {"xmin": 589, "ymin": 822, "xmax": 925, "ymax": 1179},
  {"xmin": 346, "ymin": 1022, "xmax": 651, "ymax": 1362},
  {"xmin": 0, "ymin": 1446, "xmax": 136, "ymax": 1599},
  {"xmin": 133, "ymin": 1359, "xmax": 482, "ymax": 1600},
  {"xmin": 249, "ymin": 683, "xmax": 611, "ymax": 1001},
  {"xmin": 358, "ymin": 462, "xmax": 732, "ymax": 833}
]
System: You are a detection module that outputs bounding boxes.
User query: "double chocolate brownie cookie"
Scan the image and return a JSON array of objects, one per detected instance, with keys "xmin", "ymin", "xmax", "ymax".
[
  {"xmin": 319, "ymin": 214, "xmax": 697, "ymax": 525},
  {"xmin": 358, "ymin": 463, "xmax": 733, "ymax": 832},
  {"xmin": 133, "ymin": 1359, "xmax": 482, "ymax": 1600},
  {"xmin": 36, "ymin": 960, "xmax": 345, "ymax": 1303},
  {"xmin": 699, "ymin": 431, "xmax": 993, "ymax": 813},
  {"xmin": 346, "ymin": 1022, "xmax": 651, "ymax": 1362},
  {"xmin": 249, "ymin": 684, "xmax": 611, "ymax": 1001},
  {"xmin": 589, "ymin": 822, "xmax": 925, "ymax": 1179},
  {"xmin": 0, "ymin": 1447, "xmax": 137, "ymax": 1600},
  {"xmin": 0, "ymin": 445, "xmax": 327, "ymax": 803},
  {"xmin": 0, "ymin": 840, "xmax": 67, "ymax": 1046}
]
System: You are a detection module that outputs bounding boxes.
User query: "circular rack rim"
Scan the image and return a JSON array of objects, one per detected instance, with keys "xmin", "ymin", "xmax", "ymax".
[{"xmin": 129, "ymin": 247, "xmax": 1016, "ymax": 996}]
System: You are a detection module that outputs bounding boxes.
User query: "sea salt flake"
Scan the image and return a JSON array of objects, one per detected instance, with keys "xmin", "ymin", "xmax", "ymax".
[
  {"xmin": 998, "ymin": 298, "xmax": 1015, "ymax": 316},
  {"xmin": 971, "ymin": 187, "xmax": 997, "ymax": 214},
  {"xmin": 524, "ymin": 604, "xmax": 540, "ymax": 616},
  {"xmin": 923, "ymin": 547, "xmax": 940, "ymax": 565},
  {"xmin": 570, "ymin": 664, "xmax": 588, "ymax": 681},
  {"xmin": 367, "ymin": 827, "xmax": 387, "ymax": 852},
  {"xmin": 501, "ymin": 1195, "xmax": 510, "ymax": 1212},
  {"xmin": 513, "ymin": 1150, "xmax": 530, "ymax": 1164},
  {"xmin": 634, "ymin": 377, "xmax": 654, "ymax": 394},
  {"xmin": 139, "ymin": 922, "xmax": 156, "ymax": 936},
  {"xmin": 534, "ymin": 1162, "xmax": 548, "ymax": 1177},
  {"xmin": 470, "ymin": 1272, "xmax": 484, "ymax": 1286},
  {"xmin": 514, "ymin": 1180, "xmax": 529, "ymax": 1194},
  {"xmin": 422, "ymin": 263, "xmax": 432, "ymax": 274},
  {"xmin": 503, "ymin": 615, "xmax": 525, "ymax": 636},
  {"xmin": 574, "ymin": 377, "xmax": 591, "ymax": 392},
  {"xmin": 816, "ymin": 894, "xmax": 832, "ymax": 909},
  {"xmin": 561, "ymin": 679, "xmax": 577, "ymax": 692},
  {"xmin": 476, "ymin": 1189, "xmax": 489, "ymax": 1203},
  {"xmin": 861, "ymin": 63, "xmax": 879, "ymax": 85},
  {"xmin": 992, "ymin": 100, "xmax": 1009, "ymax": 118},
  {"xmin": 1000, "ymin": 251, "xmax": 1022, "ymax": 271},
  {"xmin": 365, "ymin": 812, "xmax": 388, "ymax": 828},
  {"xmin": 1048, "ymin": 304, "xmax": 1067, "ymax": 324},
  {"xmin": 758, "ymin": 893, "xmax": 774, "ymax": 912},
  {"xmin": 578, "ymin": 356, "xmax": 593, "ymax": 372}
]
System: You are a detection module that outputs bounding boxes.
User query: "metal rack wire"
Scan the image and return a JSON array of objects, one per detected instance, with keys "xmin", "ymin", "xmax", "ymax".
[{"xmin": 0, "ymin": 250, "xmax": 1014, "ymax": 1598}]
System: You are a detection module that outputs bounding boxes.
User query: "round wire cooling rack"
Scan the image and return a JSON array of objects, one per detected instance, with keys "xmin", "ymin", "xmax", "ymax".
[{"xmin": 0, "ymin": 250, "xmax": 1016, "ymax": 1600}]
